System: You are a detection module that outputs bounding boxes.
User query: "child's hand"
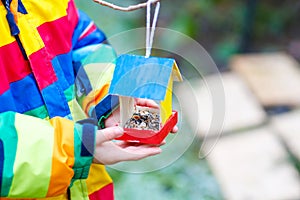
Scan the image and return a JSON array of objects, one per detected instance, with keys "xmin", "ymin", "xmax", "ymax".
[
  {"xmin": 93, "ymin": 126, "xmax": 162, "ymax": 165},
  {"xmin": 104, "ymin": 107, "xmax": 120, "ymax": 127},
  {"xmin": 104, "ymin": 98, "xmax": 178, "ymax": 133},
  {"xmin": 103, "ymin": 98, "xmax": 158, "ymax": 127}
]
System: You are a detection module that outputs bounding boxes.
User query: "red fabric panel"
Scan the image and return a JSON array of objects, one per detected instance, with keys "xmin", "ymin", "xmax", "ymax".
[
  {"xmin": 0, "ymin": 65, "xmax": 9, "ymax": 95},
  {"xmin": 37, "ymin": 0, "xmax": 79, "ymax": 58},
  {"xmin": 0, "ymin": 42, "xmax": 31, "ymax": 82},
  {"xmin": 37, "ymin": 17, "xmax": 72, "ymax": 59},
  {"xmin": 89, "ymin": 183, "xmax": 114, "ymax": 200},
  {"xmin": 28, "ymin": 0, "xmax": 79, "ymax": 90},
  {"xmin": 28, "ymin": 48, "xmax": 57, "ymax": 90},
  {"xmin": 67, "ymin": 0, "xmax": 79, "ymax": 30},
  {"xmin": 0, "ymin": 41, "xmax": 31, "ymax": 94}
]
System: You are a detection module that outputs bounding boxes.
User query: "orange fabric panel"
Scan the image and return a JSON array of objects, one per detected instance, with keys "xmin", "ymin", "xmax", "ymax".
[
  {"xmin": 0, "ymin": 193, "xmax": 68, "ymax": 200},
  {"xmin": 46, "ymin": 118, "xmax": 75, "ymax": 197},
  {"xmin": 82, "ymin": 84, "xmax": 109, "ymax": 115}
]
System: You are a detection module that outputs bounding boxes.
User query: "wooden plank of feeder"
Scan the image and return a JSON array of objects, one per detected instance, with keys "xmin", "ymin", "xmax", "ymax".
[
  {"xmin": 204, "ymin": 128, "xmax": 300, "ymax": 200},
  {"xmin": 119, "ymin": 96, "xmax": 135, "ymax": 127},
  {"xmin": 176, "ymin": 72, "xmax": 266, "ymax": 137},
  {"xmin": 271, "ymin": 110, "xmax": 300, "ymax": 161},
  {"xmin": 230, "ymin": 52, "xmax": 300, "ymax": 107}
]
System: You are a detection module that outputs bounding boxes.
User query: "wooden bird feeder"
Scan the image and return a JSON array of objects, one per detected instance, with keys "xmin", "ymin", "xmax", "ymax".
[{"xmin": 108, "ymin": 54, "xmax": 183, "ymax": 144}]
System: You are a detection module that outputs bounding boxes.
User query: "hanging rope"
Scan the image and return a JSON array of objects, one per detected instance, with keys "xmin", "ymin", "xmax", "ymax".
[
  {"xmin": 93, "ymin": 0, "xmax": 160, "ymax": 57},
  {"xmin": 145, "ymin": 0, "xmax": 160, "ymax": 58},
  {"xmin": 93, "ymin": 0, "xmax": 160, "ymax": 12}
]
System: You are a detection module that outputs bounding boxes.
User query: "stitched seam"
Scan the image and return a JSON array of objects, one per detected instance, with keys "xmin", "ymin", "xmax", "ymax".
[{"xmin": 22, "ymin": 10, "xmax": 71, "ymax": 118}]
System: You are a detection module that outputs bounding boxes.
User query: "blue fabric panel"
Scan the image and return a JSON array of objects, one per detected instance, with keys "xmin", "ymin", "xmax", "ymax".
[
  {"xmin": 94, "ymin": 94, "xmax": 119, "ymax": 119},
  {"xmin": 72, "ymin": 10, "xmax": 106, "ymax": 50},
  {"xmin": 0, "ymin": 74, "xmax": 44, "ymax": 113},
  {"xmin": 55, "ymin": 53, "xmax": 75, "ymax": 87},
  {"xmin": 6, "ymin": 11, "xmax": 19, "ymax": 36},
  {"xmin": 42, "ymin": 82, "xmax": 70, "ymax": 118},
  {"xmin": 72, "ymin": 44, "xmax": 100, "ymax": 63},
  {"xmin": 0, "ymin": 90, "xmax": 17, "ymax": 113},
  {"xmin": 51, "ymin": 56, "xmax": 72, "ymax": 91},
  {"xmin": 109, "ymin": 54, "xmax": 174, "ymax": 100},
  {"xmin": 81, "ymin": 123, "xmax": 95, "ymax": 157},
  {"xmin": 74, "ymin": 65, "xmax": 93, "ymax": 95},
  {"xmin": 17, "ymin": 0, "xmax": 27, "ymax": 14}
]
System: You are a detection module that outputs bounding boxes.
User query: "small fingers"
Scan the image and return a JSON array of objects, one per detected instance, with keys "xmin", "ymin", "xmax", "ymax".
[
  {"xmin": 135, "ymin": 98, "xmax": 159, "ymax": 108},
  {"xmin": 96, "ymin": 126, "xmax": 123, "ymax": 144},
  {"xmin": 171, "ymin": 125, "xmax": 178, "ymax": 134},
  {"xmin": 115, "ymin": 142, "xmax": 162, "ymax": 161},
  {"xmin": 123, "ymin": 146, "xmax": 162, "ymax": 160},
  {"xmin": 158, "ymin": 140, "xmax": 166, "ymax": 146}
]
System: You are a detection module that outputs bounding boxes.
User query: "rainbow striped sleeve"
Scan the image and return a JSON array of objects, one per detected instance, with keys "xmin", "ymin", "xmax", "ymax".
[
  {"xmin": 75, "ymin": 44, "xmax": 118, "ymax": 121},
  {"xmin": 0, "ymin": 111, "xmax": 96, "ymax": 198},
  {"xmin": 72, "ymin": 17, "xmax": 119, "ymax": 126}
]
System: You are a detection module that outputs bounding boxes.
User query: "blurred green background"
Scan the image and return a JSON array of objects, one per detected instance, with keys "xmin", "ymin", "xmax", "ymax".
[
  {"xmin": 76, "ymin": 0, "xmax": 299, "ymax": 68},
  {"xmin": 74, "ymin": 1, "xmax": 299, "ymax": 199}
]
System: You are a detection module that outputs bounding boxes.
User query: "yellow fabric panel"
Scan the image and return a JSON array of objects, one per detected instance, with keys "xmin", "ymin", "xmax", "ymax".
[
  {"xmin": 17, "ymin": 14, "xmax": 44, "ymax": 56},
  {"xmin": 84, "ymin": 63, "xmax": 115, "ymax": 90},
  {"xmin": 3, "ymin": 0, "xmax": 69, "ymax": 56},
  {"xmin": 0, "ymin": 0, "xmax": 69, "ymax": 52},
  {"xmin": 68, "ymin": 99, "xmax": 88, "ymax": 122},
  {"xmin": 22, "ymin": 0, "xmax": 69, "ymax": 27},
  {"xmin": 160, "ymin": 76, "xmax": 173, "ymax": 125},
  {"xmin": 86, "ymin": 164, "xmax": 113, "ymax": 195},
  {"xmin": 0, "ymin": 6, "xmax": 15, "ymax": 47}
]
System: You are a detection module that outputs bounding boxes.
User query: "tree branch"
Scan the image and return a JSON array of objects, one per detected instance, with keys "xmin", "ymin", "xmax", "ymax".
[{"xmin": 93, "ymin": 0, "xmax": 160, "ymax": 12}]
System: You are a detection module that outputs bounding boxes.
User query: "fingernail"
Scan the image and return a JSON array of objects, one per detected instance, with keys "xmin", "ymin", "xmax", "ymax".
[
  {"xmin": 154, "ymin": 148, "xmax": 162, "ymax": 154},
  {"xmin": 114, "ymin": 126, "xmax": 124, "ymax": 136}
]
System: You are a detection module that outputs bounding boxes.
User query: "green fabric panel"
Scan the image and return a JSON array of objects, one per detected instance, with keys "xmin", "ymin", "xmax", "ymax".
[
  {"xmin": 0, "ymin": 112, "xmax": 18, "ymax": 196},
  {"xmin": 23, "ymin": 85, "xmax": 74, "ymax": 120},
  {"xmin": 73, "ymin": 123, "xmax": 83, "ymax": 171},
  {"xmin": 64, "ymin": 84, "xmax": 75, "ymax": 102},
  {"xmin": 70, "ymin": 180, "xmax": 89, "ymax": 200},
  {"xmin": 24, "ymin": 105, "xmax": 48, "ymax": 119},
  {"xmin": 82, "ymin": 44, "xmax": 117, "ymax": 65},
  {"xmin": 8, "ymin": 113, "xmax": 53, "ymax": 198},
  {"xmin": 72, "ymin": 124, "xmax": 95, "ymax": 180}
]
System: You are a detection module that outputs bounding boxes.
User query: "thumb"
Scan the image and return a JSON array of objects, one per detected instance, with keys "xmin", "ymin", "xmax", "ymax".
[{"xmin": 96, "ymin": 126, "xmax": 123, "ymax": 144}]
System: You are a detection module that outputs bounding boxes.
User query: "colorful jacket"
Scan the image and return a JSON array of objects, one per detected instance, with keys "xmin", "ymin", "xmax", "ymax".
[{"xmin": 0, "ymin": 0, "xmax": 116, "ymax": 199}]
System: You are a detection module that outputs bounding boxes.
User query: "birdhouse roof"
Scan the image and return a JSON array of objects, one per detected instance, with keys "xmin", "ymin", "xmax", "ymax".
[{"xmin": 109, "ymin": 54, "xmax": 182, "ymax": 100}]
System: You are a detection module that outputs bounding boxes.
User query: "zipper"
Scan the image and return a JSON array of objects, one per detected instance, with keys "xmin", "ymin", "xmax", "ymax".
[
  {"xmin": 2, "ymin": 0, "xmax": 28, "ymax": 60},
  {"xmin": 14, "ymin": 35, "xmax": 28, "ymax": 60}
]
